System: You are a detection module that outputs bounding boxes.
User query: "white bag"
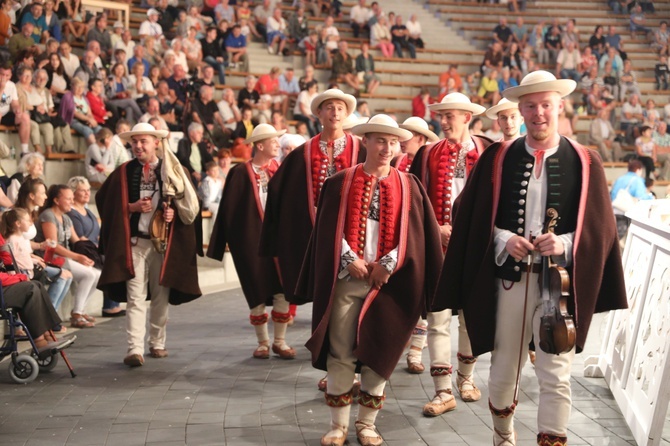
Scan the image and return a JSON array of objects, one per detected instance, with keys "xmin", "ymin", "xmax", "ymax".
[{"xmin": 612, "ymin": 178, "xmax": 638, "ymax": 213}]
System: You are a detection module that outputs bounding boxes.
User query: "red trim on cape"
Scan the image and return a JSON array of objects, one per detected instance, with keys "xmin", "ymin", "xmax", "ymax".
[{"xmin": 119, "ymin": 162, "xmax": 134, "ymax": 275}]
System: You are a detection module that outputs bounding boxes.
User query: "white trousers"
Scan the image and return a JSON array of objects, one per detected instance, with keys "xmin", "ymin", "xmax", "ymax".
[
  {"xmin": 489, "ymin": 273, "xmax": 575, "ymax": 436},
  {"xmin": 125, "ymin": 238, "xmax": 170, "ymax": 356},
  {"xmin": 65, "ymin": 258, "xmax": 101, "ymax": 315},
  {"xmin": 326, "ymin": 277, "xmax": 386, "ymax": 398}
]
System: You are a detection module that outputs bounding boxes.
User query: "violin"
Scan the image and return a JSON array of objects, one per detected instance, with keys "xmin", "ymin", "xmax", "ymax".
[{"xmin": 538, "ymin": 208, "xmax": 576, "ymax": 355}]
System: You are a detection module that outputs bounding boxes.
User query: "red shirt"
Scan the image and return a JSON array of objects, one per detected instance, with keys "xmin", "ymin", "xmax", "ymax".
[
  {"xmin": 254, "ymin": 74, "xmax": 279, "ymax": 95},
  {"xmin": 86, "ymin": 91, "xmax": 107, "ymax": 125}
]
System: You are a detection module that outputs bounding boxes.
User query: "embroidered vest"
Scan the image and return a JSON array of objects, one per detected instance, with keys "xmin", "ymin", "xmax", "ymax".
[
  {"xmin": 392, "ymin": 153, "xmax": 413, "ymax": 173},
  {"xmin": 309, "ymin": 134, "xmax": 357, "ymax": 206},
  {"xmin": 246, "ymin": 159, "xmax": 279, "ymax": 219},
  {"xmin": 424, "ymin": 139, "xmax": 465, "ymax": 226},
  {"xmin": 495, "ymin": 137, "xmax": 581, "ymax": 281},
  {"xmin": 343, "ymin": 166, "xmax": 403, "ymax": 261}
]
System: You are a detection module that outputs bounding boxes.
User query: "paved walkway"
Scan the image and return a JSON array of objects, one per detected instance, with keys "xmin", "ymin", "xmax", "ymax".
[{"xmin": 0, "ymin": 288, "xmax": 666, "ymax": 445}]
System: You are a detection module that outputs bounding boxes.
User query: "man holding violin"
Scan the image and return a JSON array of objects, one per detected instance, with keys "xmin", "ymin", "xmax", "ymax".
[{"xmin": 435, "ymin": 71, "xmax": 627, "ymax": 446}]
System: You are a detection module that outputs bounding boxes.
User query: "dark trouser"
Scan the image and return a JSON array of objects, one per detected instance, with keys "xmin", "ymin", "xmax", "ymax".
[
  {"xmin": 393, "ymin": 40, "xmax": 416, "ymax": 59},
  {"xmin": 204, "ymin": 56, "xmax": 227, "ymax": 84},
  {"xmin": 639, "ymin": 155, "xmax": 655, "ymax": 179},
  {"xmin": 656, "ymin": 73, "xmax": 668, "ymax": 90},
  {"xmin": 4, "ymin": 281, "xmax": 61, "ymax": 338},
  {"xmin": 351, "ymin": 22, "xmax": 368, "ymax": 38},
  {"xmin": 256, "ymin": 23, "xmax": 267, "ymax": 40},
  {"xmin": 408, "ymin": 37, "xmax": 424, "ymax": 49}
]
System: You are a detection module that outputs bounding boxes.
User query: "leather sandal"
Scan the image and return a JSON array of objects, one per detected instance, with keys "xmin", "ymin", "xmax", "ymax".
[
  {"xmin": 422, "ymin": 389, "xmax": 456, "ymax": 417},
  {"xmin": 272, "ymin": 343, "xmax": 296, "ymax": 359},
  {"xmin": 81, "ymin": 314, "xmax": 96, "ymax": 323},
  {"xmin": 493, "ymin": 428, "xmax": 516, "ymax": 446},
  {"xmin": 70, "ymin": 314, "xmax": 94, "ymax": 329},
  {"xmin": 320, "ymin": 428, "xmax": 348, "ymax": 446},
  {"xmin": 406, "ymin": 353, "xmax": 425, "ymax": 374},
  {"xmin": 457, "ymin": 371, "xmax": 481, "ymax": 402},
  {"xmin": 149, "ymin": 347, "xmax": 168, "ymax": 358},
  {"xmin": 253, "ymin": 344, "xmax": 270, "ymax": 359},
  {"xmin": 318, "ymin": 376, "xmax": 328, "ymax": 392},
  {"xmin": 354, "ymin": 421, "xmax": 382, "ymax": 446}
]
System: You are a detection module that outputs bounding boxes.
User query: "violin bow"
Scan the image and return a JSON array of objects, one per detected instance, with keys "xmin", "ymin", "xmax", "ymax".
[{"xmin": 512, "ymin": 234, "xmax": 534, "ymax": 408}]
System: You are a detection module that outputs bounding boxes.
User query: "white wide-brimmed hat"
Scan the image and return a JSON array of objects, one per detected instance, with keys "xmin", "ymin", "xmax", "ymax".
[
  {"xmin": 428, "ymin": 92, "xmax": 486, "ymax": 115},
  {"xmin": 399, "ymin": 117, "xmax": 439, "ymax": 142},
  {"xmin": 244, "ymin": 123, "xmax": 287, "ymax": 144},
  {"xmin": 119, "ymin": 123, "xmax": 168, "ymax": 142},
  {"xmin": 351, "ymin": 114, "xmax": 413, "ymax": 141},
  {"xmin": 503, "ymin": 70, "xmax": 576, "ymax": 102},
  {"xmin": 485, "ymin": 98, "xmax": 519, "ymax": 120},
  {"xmin": 279, "ymin": 133, "xmax": 306, "ymax": 149},
  {"xmin": 147, "ymin": 8, "xmax": 159, "ymax": 17},
  {"xmin": 342, "ymin": 114, "xmax": 368, "ymax": 130},
  {"xmin": 310, "ymin": 89, "xmax": 357, "ymax": 116}
]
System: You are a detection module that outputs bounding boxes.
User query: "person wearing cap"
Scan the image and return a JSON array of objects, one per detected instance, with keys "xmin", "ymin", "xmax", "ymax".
[
  {"xmin": 207, "ymin": 124, "xmax": 297, "ymax": 360},
  {"xmin": 485, "ymin": 98, "xmax": 524, "ymax": 142},
  {"xmin": 297, "ymin": 114, "xmax": 444, "ymax": 446},
  {"xmin": 96, "ymin": 123, "xmax": 201, "ymax": 368},
  {"xmin": 409, "ymin": 92, "xmax": 493, "ymax": 417},
  {"xmin": 260, "ymin": 88, "xmax": 365, "ymax": 309},
  {"xmin": 139, "ymin": 8, "xmax": 165, "ymax": 45},
  {"xmin": 435, "ymin": 71, "xmax": 627, "ymax": 445}
]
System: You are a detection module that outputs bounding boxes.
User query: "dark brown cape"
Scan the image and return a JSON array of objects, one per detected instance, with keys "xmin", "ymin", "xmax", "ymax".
[
  {"xmin": 435, "ymin": 137, "xmax": 627, "ymax": 356},
  {"xmin": 206, "ymin": 161, "xmax": 283, "ymax": 308},
  {"xmin": 296, "ymin": 167, "xmax": 444, "ymax": 380},
  {"xmin": 96, "ymin": 160, "xmax": 202, "ymax": 304},
  {"xmin": 259, "ymin": 139, "xmax": 366, "ymax": 304}
]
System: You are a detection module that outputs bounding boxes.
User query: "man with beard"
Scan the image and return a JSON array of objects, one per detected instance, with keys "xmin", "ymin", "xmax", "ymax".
[
  {"xmin": 297, "ymin": 114, "xmax": 443, "ymax": 446},
  {"xmin": 485, "ymin": 98, "xmax": 524, "ymax": 141},
  {"xmin": 207, "ymin": 124, "xmax": 296, "ymax": 360},
  {"xmin": 409, "ymin": 93, "xmax": 493, "ymax": 417},
  {"xmin": 436, "ymin": 71, "xmax": 627, "ymax": 445}
]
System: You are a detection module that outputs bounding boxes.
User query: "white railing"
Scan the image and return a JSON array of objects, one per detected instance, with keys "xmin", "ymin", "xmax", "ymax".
[{"xmin": 82, "ymin": 0, "xmax": 130, "ymax": 30}]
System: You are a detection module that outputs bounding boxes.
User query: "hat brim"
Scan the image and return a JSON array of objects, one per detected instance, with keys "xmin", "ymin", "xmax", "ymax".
[
  {"xmin": 119, "ymin": 129, "xmax": 169, "ymax": 142},
  {"xmin": 427, "ymin": 102, "xmax": 486, "ymax": 115},
  {"xmin": 244, "ymin": 129, "xmax": 287, "ymax": 145},
  {"xmin": 342, "ymin": 116, "xmax": 368, "ymax": 130},
  {"xmin": 399, "ymin": 124, "xmax": 439, "ymax": 142},
  {"xmin": 310, "ymin": 93, "xmax": 357, "ymax": 116},
  {"xmin": 485, "ymin": 102, "xmax": 519, "ymax": 120},
  {"xmin": 351, "ymin": 124, "xmax": 413, "ymax": 141},
  {"xmin": 503, "ymin": 79, "xmax": 576, "ymax": 102}
]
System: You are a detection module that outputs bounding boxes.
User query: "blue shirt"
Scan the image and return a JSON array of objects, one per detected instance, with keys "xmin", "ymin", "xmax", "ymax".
[
  {"xmin": 610, "ymin": 171, "xmax": 653, "ymax": 201},
  {"xmin": 279, "ymin": 74, "xmax": 300, "ymax": 94},
  {"xmin": 20, "ymin": 13, "xmax": 47, "ymax": 44},
  {"xmin": 127, "ymin": 57, "xmax": 150, "ymax": 77},
  {"xmin": 225, "ymin": 33, "xmax": 246, "ymax": 49}
]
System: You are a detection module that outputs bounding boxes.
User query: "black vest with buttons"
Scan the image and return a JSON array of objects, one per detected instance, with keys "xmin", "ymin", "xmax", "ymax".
[
  {"xmin": 125, "ymin": 159, "xmax": 164, "ymax": 237},
  {"xmin": 495, "ymin": 137, "xmax": 582, "ymax": 282}
]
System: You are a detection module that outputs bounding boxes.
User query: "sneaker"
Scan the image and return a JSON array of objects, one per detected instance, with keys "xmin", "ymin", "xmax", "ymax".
[{"xmin": 267, "ymin": 46, "xmax": 275, "ymax": 54}]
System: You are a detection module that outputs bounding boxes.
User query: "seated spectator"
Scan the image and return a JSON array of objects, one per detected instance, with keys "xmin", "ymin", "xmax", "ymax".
[
  {"xmin": 561, "ymin": 18, "xmax": 579, "ymax": 48},
  {"xmin": 182, "ymin": 27, "xmax": 204, "ymax": 73},
  {"xmin": 481, "ymin": 42, "xmax": 504, "ymax": 74},
  {"xmin": 323, "ymin": 15, "xmax": 340, "ymax": 52},
  {"xmin": 106, "ymin": 64, "xmax": 143, "ymax": 125},
  {"xmin": 0, "ymin": 65, "xmax": 31, "ymax": 157},
  {"xmin": 589, "ymin": 25, "xmax": 607, "ymax": 60},
  {"xmin": 355, "ymin": 42, "xmax": 381, "ymax": 95},
  {"xmin": 619, "ymin": 58, "xmax": 641, "ymax": 101},
  {"xmin": 186, "ymin": 5, "xmax": 212, "ymax": 39},
  {"xmin": 580, "ymin": 46, "xmax": 597, "ymax": 75},
  {"xmin": 177, "ymin": 122, "xmax": 214, "ymax": 186},
  {"xmin": 60, "ymin": 0, "xmax": 87, "ymax": 42},
  {"xmin": 610, "ymin": 160, "xmax": 654, "ymax": 238},
  {"xmin": 20, "ymin": 2, "xmax": 46, "ymax": 44},
  {"xmin": 510, "ymin": 17, "xmax": 528, "ymax": 50},
  {"xmin": 635, "ymin": 125, "xmax": 658, "ymax": 179},
  {"xmin": 653, "ymin": 121, "xmax": 670, "ymax": 179},
  {"xmin": 110, "ymin": 21, "xmax": 124, "ymax": 49},
  {"xmin": 43, "ymin": 0, "xmax": 61, "ymax": 43},
  {"xmin": 139, "ymin": 8, "xmax": 165, "ymax": 46},
  {"xmin": 270, "ymin": 110, "xmax": 287, "ymax": 132},
  {"xmin": 143, "ymin": 36, "xmax": 164, "ymax": 67},
  {"xmin": 293, "ymin": 80, "xmax": 319, "ymax": 137},
  {"xmin": 58, "ymin": 41, "xmax": 79, "ymax": 80},
  {"xmin": 191, "ymin": 85, "xmax": 230, "ymax": 148},
  {"xmin": 330, "ymin": 41, "xmax": 360, "ymax": 91},
  {"xmin": 74, "ymin": 50, "xmax": 101, "ymax": 88},
  {"xmin": 652, "ymin": 21, "xmax": 669, "ymax": 56},
  {"xmin": 266, "ymin": 7, "xmax": 288, "ymax": 56},
  {"xmin": 605, "ymin": 25, "xmax": 627, "ymax": 60},
  {"xmin": 601, "ymin": 60, "xmax": 620, "ymax": 100},
  {"xmin": 0, "ymin": 0, "xmax": 12, "ymax": 47},
  {"xmin": 217, "ymin": 88, "xmax": 242, "ymax": 134},
  {"xmin": 85, "ymin": 128, "xmax": 116, "ymax": 183},
  {"xmin": 469, "ymin": 117, "xmax": 484, "ymax": 136},
  {"xmin": 238, "ymin": 74, "xmax": 261, "ymax": 111},
  {"xmin": 299, "ymin": 65, "xmax": 316, "ymax": 91},
  {"xmin": 255, "ymin": 66, "xmax": 288, "ymax": 114},
  {"xmin": 253, "ymin": 0, "xmax": 272, "ymax": 40},
  {"xmin": 115, "ymin": 29, "xmax": 136, "ymax": 65},
  {"xmin": 299, "ymin": 30, "xmax": 319, "ymax": 68},
  {"xmin": 438, "ymin": 64, "xmax": 463, "ymax": 98},
  {"xmin": 544, "ymin": 25, "xmax": 562, "ymax": 65},
  {"xmin": 350, "ymin": 0, "xmax": 370, "ymax": 39},
  {"xmin": 201, "ymin": 26, "xmax": 226, "ymax": 85},
  {"xmin": 45, "ymin": 53, "xmax": 69, "ymax": 105},
  {"xmin": 225, "ymin": 24, "xmax": 249, "ymax": 72},
  {"xmin": 16, "ymin": 67, "xmax": 55, "ymax": 156},
  {"xmin": 412, "ymin": 87, "xmax": 438, "ymax": 134},
  {"xmin": 110, "ymin": 119, "xmax": 132, "ymax": 162},
  {"xmin": 477, "ymin": 69, "xmax": 501, "ymax": 105},
  {"xmin": 230, "ymin": 106, "xmax": 257, "ymax": 158},
  {"xmin": 215, "ymin": 0, "xmax": 236, "ymax": 23},
  {"xmin": 278, "ymin": 67, "xmax": 300, "ymax": 115},
  {"xmin": 530, "ymin": 24, "xmax": 549, "ymax": 66},
  {"xmin": 33, "ymin": 68, "xmax": 72, "ymax": 153},
  {"xmin": 643, "ymin": 98, "xmax": 661, "ymax": 129},
  {"xmin": 288, "ymin": 6, "xmax": 309, "ymax": 46},
  {"xmin": 406, "ymin": 14, "xmax": 424, "ymax": 49},
  {"xmin": 370, "ymin": 15, "xmax": 394, "ymax": 58},
  {"xmin": 556, "ymin": 41, "xmax": 582, "ymax": 82},
  {"xmin": 127, "ymin": 61, "xmax": 156, "ymax": 105},
  {"xmin": 166, "ymin": 64, "xmax": 189, "ymax": 116},
  {"xmin": 128, "ymin": 45, "xmax": 151, "ymax": 78},
  {"xmin": 655, "ymin": 55, "xmax": 669, "ymax": 90},
  {"xmin": 8, "ymin": 22, "xmax": 35, "ymax": 63},
  {"xmin": 7, "ymin": 152, "xmax": 44, "ymax": 204},
  {"xmin": 139, "ymin": 97, "xmax": 168, "ymax": 130},
  {"xmin": 198, "ymin": 160, "xmax": 223, "ymax": 218},
  {"xmin": 391, "ymin": 15, "xmax": 416, "ymax": 59},
  {"xmin": 88, "ymin": 77, "xmax": 120, "ymax": 130},
  {"xmin": 599, "ymin": 46, "xmax": 624, "ymax": 78},
  {"xmin": 35, "ymin": 184, "xmax": 101, "ymax": 329},
  {"xmin": 589, "ymin": 107, "xmax": 623, "ymax": 161},
  {"xmin": 87, "ymin": 14, "xmax": 112, "ymax": 63},
  {"xmin": 586, "ymin": 83, "xmax": 608, "ymax": 115},
  {"xmin": 503, "ymin": 42, "xmax": 523, "ymax": 74},
  {"xmin": 13, "ymin": 47, "xmax": 38, "ymax": 82},
  {"xmin": 630, "ymin": 4, "xmax": 651, "ymax": 38},
  {"xmin": 493, "ymin": 17, "xmax": 513, "ymax": 49},
  {"xmin": 620, "ymin": 93, "xmax": 643, "ymax": 142},
  {"xmin": 61, "ymin": 77, "xmax": 102, "ymax": 146},
  {"xmin": 497, "ymin": 67, "xmax": 518, "ymax": 91}
]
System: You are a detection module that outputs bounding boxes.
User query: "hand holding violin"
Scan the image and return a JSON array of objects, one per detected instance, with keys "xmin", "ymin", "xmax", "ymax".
[{"xmin": 533, "ymin": 232, "xmax": 564, "ymax": 257}]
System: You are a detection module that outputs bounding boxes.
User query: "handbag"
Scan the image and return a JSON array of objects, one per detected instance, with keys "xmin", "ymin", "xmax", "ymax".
[
  {"xmin": 50, "ymin": 114, "xmax": 67, "ymax": 128},
  {"xmin": 612, "ymin": 177, "xmax": 638, "ymax": 213},
  {"xmin": 30, "ymin": 109, "xmax": 51, "ymax": 124}
]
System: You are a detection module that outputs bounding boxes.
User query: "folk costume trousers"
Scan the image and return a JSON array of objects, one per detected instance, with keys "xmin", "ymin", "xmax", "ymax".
[
  {"xmin": 489, "ymin": 273, "xmax": 575, "ymax": 437},
  {"xmin": 126, "ymin": 238, "xmax": 170, "ymax": 356},
  {"xmin": 427, "ymin": 309, "xmax": 475, "ymax": 390},
  {"xmin": 326, "ymin": 277, "xmax": 386, "ymax": 431}
]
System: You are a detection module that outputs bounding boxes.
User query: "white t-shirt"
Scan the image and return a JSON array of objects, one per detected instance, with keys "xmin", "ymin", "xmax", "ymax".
[
  {"xmin": 267, "ymin": 16, "xmax": 287, "ymax": 33},
  {"xmin": 60, "ymin": 53, "xmax": 80, "ymax": 79},
  {"xmin": 350, "ymin": 5, "xmax": 370, "ymax": 24},
  {"xmin": 139, "ymin": 20, "xmax": 163, "ymax": 38},
  {"xmin": 293, "ymin": 89, "xmax": 316, "ymax": 116},
  {"xmin": 216, "ymin": 100, "xmax": 239, "ymax": 130},
  {"xmin": 405, "ymin": 19, "xmax": 422, "ymax": 38},
  {"xmin": 126, "ymin": 75, "xmax": 155, "ymax": 99},
  {"xmin": 0, "ymin": 81, "xmax": 18, "ymax": 117}
]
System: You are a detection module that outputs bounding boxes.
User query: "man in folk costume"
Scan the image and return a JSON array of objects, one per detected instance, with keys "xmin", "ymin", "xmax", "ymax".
[
  {"xmin": 97, "ymin": 123, "xmax": 201, "ymax": 367},
  {"xmin": 297, "ymin": 114, "xmax": 444, "ymax": 446},
  {"xmin": 485, "ymin": 98, "xmax": 524, "ymax": 142},
  {"xmin": 436, "ymin": 71, "xmax": 627, "ymax": 445},
  {"xmin": 207, "ymin": 124, "xmax": 296, "ymax": 360},
  {"xmin": 260, "ymin": 89, "xmax": 365, "ymax": 307},
  {"xmin": 408, "ymin": 93, "xmax": 492, "ymax": 416}
]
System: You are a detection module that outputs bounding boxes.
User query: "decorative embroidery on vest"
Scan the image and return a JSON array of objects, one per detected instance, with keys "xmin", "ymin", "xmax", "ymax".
[
  {"xmin": 427, "ymin": 140, "xmax": 461, "ymax": 226},
  {"xmin": 310, "ymin": 135, "xmax": 355, "ymax": 205},
  {"xmin": 249, "ymin": 313, "xmax": 268, "ymax": 325},
  {"xmin": 358, "ymin": 390, "xmax": 385, "ymax": 410}
]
